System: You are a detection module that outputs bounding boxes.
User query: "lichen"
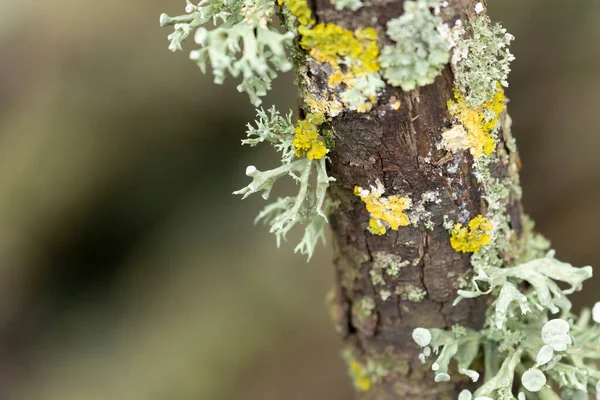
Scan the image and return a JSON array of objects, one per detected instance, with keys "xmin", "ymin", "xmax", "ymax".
[
  {"xmin": 277, "ymin": 0, "xmax": 314, "ymax": 26},
  {"xmin": 292, "ymin": 112, "xmax": 328, "ymax": 159},
  {"xmin": 408, "ymin": 288, "xmax": 427, "ymax": 302},
  {"xmin": 160, "ymin": 0, "xmax": 294, "ymax": 106},
  {"xmin": 354, "ymin": 179, "xmax": 412, "ymax": 235},
  {"xmin": 451, "ymin": 15, "xmax": 515, "ymax": 108},
  {"xmin": 450, "ymin": 215, "xmax": 493, "ymax": 253},
  {"xmin": 379, "ymin": 0, "xmax": 458, "ymax": 91},
  {"xmin": 299, "ymin": 23, "xmax": 384, "ymax": 112},
  {"xmin": 348, "ymin": 360, "xmax": 372, "ymax": 391},
  {"xmin": 234, "ymin": 107, "xmax": 335, "ymax": 260},
  {"xmin": 444, "ymin": 85, "xmax": 505, "ymax": 158},
  {"xmin": 330, "ymin": 0, "xmax": 363, "ymax": 11}
]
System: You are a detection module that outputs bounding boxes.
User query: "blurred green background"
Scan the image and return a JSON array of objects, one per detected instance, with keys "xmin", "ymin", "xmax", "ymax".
[{"xmin": 0, "ymin": 1, "xmax": 598, "ymax": 399}]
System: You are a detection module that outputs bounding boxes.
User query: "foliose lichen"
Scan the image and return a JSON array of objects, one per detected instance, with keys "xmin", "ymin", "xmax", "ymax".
[
  {"xmin": 451, "ymin": 14, "xmax": 515, "ymax": 108},
  {"xmin": 299, "ymin": 23, "xmax": 385, "ymax": 112},
  {"xmin": 443, "ymin": 85, "xmax": 506, "ymax": 158},
  {"xmin": 379, "ymin": 0, "xmax": 459, "ymax": 91},
  {"xmin": 416, "ymin": 6, "xmax": 600, "ymax": 398},
  {"xmin": 354, "ymin": 179, "xmax": 412, "ymax": 235},
  {"xmin": 160, "ymin": 0, "xmax": 294, "ymax": 106},
  {"xmin": 450, "ymin": 215, "xmax": 493, "ymax": 253}
]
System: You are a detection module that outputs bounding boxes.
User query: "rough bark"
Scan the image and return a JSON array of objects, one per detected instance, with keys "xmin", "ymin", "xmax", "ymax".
[{"xmin": 305, "ymin": 1, "xmax": 525, "ymax": 398}]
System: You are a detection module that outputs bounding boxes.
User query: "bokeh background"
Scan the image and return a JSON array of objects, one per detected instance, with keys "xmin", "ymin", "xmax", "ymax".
[{"xmin": 0, "ymin": 1, "xmax": 598, "ymax": 399}]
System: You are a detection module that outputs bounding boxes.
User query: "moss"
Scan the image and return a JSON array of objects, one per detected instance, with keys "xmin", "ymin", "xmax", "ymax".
[{"xmin": 450, "ymin": 215, "xmax": 493, "ymax": 253}]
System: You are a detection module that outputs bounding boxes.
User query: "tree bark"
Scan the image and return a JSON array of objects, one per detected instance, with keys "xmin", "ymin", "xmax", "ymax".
[{"xmin": 305, "ymin": 1, "xmax": 525, "ymax": 398}]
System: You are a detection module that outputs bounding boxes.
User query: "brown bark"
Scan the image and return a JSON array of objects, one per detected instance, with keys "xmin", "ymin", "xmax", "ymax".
[{"xmin": 306, "ymin": 1, "xmax": 525, "ymax": 398}]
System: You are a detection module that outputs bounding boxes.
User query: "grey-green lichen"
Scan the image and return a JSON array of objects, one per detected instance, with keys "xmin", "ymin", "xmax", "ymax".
[
  {"xmin": 160, "ymin": 0, "xmax": 294, "ymax": 106},
  {"xmin": 233, "ymin": 107, "xmax": 335, "ymax": 260},
  {"xmin": 451, "ymin": 14, "xmax": 515, "ymax": 108},
  {"xmin": 379, "ymin": 0, "xmax": 459, "ymax": 91},
  {"xmin": 330, "ymin": 0, "xmax": 363, "ymax": 11},
  {"xmin": 408, "ymin": 288, "xmax": 427, "ymax": 302},
  {"xmin": 159, "ymin": 2, "xmax": 600, "ymax": 398},
  {"xmin": 415, "ymin": 6, "xmax": 600, "ymax": 399}
]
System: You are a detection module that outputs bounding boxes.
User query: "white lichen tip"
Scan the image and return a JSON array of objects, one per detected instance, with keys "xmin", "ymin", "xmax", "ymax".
[
  {"xmin": 434, "ymin": 372, "xmax": 451, "ymax": 383},
  {"xmin": 412, "ymin": 327, "xmax": 432, "ymax": 347},
  {"xmin": 245, "ymin": 165, "xmax": 258, "ymax": 176},
  {"xmin": 535, "ymin": 344, "xmax": 554, "ymax": 366},
  {"xmin": 521, "ymin": 369, "xmax": 546, "ymax": 392},
  {"xmin": 474, "ymin": 2, "xmax": 484, "ymax": 14},
  {"xmin": 541, "ymin": 319, "xmax": 572, "ymax": 351},
  {"xmin": 458, "ymin": 389, "xmax": 472, "ymax": 400},
  {"xmin": 194, "ymin": 27, "xmax": 207, "ymax": 45},
  {"xmin": 159, "ymin": 13, "xmax": 172, "ymax": 27},
  {"xmin": 593, "ymin": 301, "xmax": 600, "ymax": 323}
]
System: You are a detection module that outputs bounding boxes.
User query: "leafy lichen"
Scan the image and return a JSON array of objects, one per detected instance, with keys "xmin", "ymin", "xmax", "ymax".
[
  {"xmin": 451, "ymin": 15, "xmax": 515, "ymax": 108},
  {"xmin": 292, "ymin": 112, "xmax": 328, "ymax": 159},
  {"xmin": 160, "ymin": 0, "xmax": 294, "ymax": 106},
  {"xmin": 354, "ymin": 179, "xmax": 412, "ymax": 236},
  {"xmin": 277, "ymin": 0, "xmax": 314, "ymax": 26},
  {"xmin": 450, "ymin": 215, "xmax": 493, "ymax": 253},
  {"xmin": 299, "ymin": 23, "xmax": 384, "ymax": 112},
  {"xmin": 379, "ymin": 0, "xmax": 457, "ymax": 91},
  {"xmin": 443, "ymin": 86, "xmax": 506, "ymax": 158}
]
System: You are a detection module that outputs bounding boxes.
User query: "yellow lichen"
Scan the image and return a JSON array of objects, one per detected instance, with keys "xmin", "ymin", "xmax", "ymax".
[
  {"xmin": 305, "ymin": 90, "xmax": 344, "ymax": 116},
  {"xmin": 368, "ymin": 219, "xmax": 387, "ymax": 236},
  {"xmin": 297, "ymin": 23, "xmax": 382, "ymax": 113},
  {"xmin": 450, "ymin": 215, "xmax": 493, "ymax": 253},
  {"xmin": 349, "ymin": 361, "xmax": 372, "ymax": 392},
  {"xmin": 355, "ymin": 180, "xmax": 411, "ymax": 235},
  {"xmin": 293, "ymin": 112, "xmax": 328, "ymax": 160},
  {"xmin": 327, "ymin": 70, "xmax": 345, "ymax": 87},
  {"xmin": 446, "ymin": 84, "xmax": 506, "ymax": 158},
  {"xmin": 277, "ymin": 0, "xmax": 315, "ymax": 26},
  {"xmin": 299, "ymin": 24, "xmax": 379, "ymax": 72}
]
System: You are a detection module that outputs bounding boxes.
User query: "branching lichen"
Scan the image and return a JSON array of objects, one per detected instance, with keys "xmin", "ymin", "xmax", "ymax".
[
  {"xmin": 234, "ymin": 107, "xmax": 335, "ymax": 260},
  {"xmin": 160, "ymin": 0, "xmax": 294, "ymax": 106}
]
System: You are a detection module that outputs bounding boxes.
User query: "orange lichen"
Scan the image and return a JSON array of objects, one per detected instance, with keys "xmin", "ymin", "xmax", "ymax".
[{"xmin": 450, "ymin": 215, "xmax": 493, "ymax": 253}]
